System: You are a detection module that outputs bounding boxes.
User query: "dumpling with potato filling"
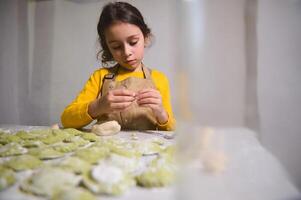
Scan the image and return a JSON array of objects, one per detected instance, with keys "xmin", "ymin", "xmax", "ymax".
[
  {"xmin": 51, "ymin": 187, "xmax": 96, "ymax": 200},
  {"xmin": 28, "ymin": 147, "xmax": 64, "ymax": 160},
  {"xmin": 74, "ymin": 146, "xmax": 109, "ymax": 164},
  {"xmin": 83, "ymin": 163, "xmax": 135, "ymax": 195},
  {"xmin": 20, "ymin": 167, "xmax": 81, "ymax": 197},
  {"xmin": 0, "ymin": 166, "xmax": 16, "ymax": 191},
  {"xmin": 0, "ymin": 133, "xmax": 21, "ymax": 145},
  {"xmin": 4, "ymin": 154, "xmax": 43, "ymax": 171},
  {"xmin": 0, "ymin": 143, "xmax": 27, "ymax": 157},
  {"xmin": 56, "ymin": 156, "xmax": 91, "ymax": 174},
  {"xmin": 104, "ymin": 153, "xmax": 143, "ymax": 175},
  {"xmin": 135, "ymin": 157, "xmax": 176, "ymax": 188}
]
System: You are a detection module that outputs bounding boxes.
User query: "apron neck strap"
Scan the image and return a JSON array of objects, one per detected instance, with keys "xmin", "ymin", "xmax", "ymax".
[
  {"xmin": 141, "ymin": 63, "xmax": 152, "ymax": 79},
  {"xmin": 107, "ymin": 63, "xmax": 152, "ymax": 81},
  {"xmin": 104, "ymin": 64, "xmax": 119, "ymax": 81}
]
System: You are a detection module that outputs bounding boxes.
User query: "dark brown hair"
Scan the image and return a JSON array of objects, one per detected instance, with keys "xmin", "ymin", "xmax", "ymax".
[{"xmin": 97, "ymin": 1, "xmax": 152, "ymax": 65}]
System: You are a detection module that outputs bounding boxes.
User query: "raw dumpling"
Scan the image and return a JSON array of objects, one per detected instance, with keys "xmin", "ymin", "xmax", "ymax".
[
  {"xmin": 135, "ymin": 158, "xmax": 176, "ymax": 188},
  {"xmin": 51, "ymin": 187, "xmax": 95, "ymax": 200},
  {"xmin": 41, "ymin": 130, "xmax": 72, "ymax": 145},
  {"xmin": 0, "ymin": 166, "xmax": 16, "ymax": 191},
  {"xmin": 0, "ymin": 143, "xmax": 27, "ymax": 157},
  {"xmin": 20, "ymin": 167, "xmax": 81, "ymax": 197},
  {"xmin": 52, "ymin": 142, "xmax": 79, "ymax": 153},
  {"xmin": 5, "ymin": 154, "xmax": 42, "ymax": 171},
  {"xmin": 74, "ymin": 146, "xmax": 109, "ymax": 164},
  {"xmin": 28, "ymin": 147, "xmax": 64, "ymax": 160},
  {"xmin": 63, "ymin": 136, "xmax": 89, "ymax": 147},
  {"xmin": 104, "ymin": 153, "xmax": 142, "ymax": 174},
  {"xmin": 81, "ymin": 133, "xmax": 100, "ymax": 142},
  {"xmin": 57, "ymin": 156, "xmax": 91, "ymax": 174},
  {"xmin": 0, "ymin": 133, "xmax": 21, "ymax": 145},
  {"xmin": 63, "ymin": 128, "xmax": 84, "ymax": 136},
  {"xmin": 82, "ymin": 163, "xmax": 135, "ymax": 195}
]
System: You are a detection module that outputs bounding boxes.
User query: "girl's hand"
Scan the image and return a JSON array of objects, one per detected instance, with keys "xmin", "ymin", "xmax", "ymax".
[
  {"xmin": 98, "ymin": 89, "xmax": 136, "ymax": 114},
  {"xmin": 89, "ymin": 89, "xmax": 135, "ymax": 119},
  {"xmin": 136, "ymin": 88, "xmax": 168, "ymax": 124}
]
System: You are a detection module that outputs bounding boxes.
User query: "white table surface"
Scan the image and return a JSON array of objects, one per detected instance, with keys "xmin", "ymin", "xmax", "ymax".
[{"xmin": 0, "ymin": 125, "xmax": 300, "ymax": 200}]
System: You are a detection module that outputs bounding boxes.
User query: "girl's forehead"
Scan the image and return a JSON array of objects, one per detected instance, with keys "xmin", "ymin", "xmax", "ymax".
[{"xmin": 105, "ymin": 22, "xmax": 143, "ymax": 41}]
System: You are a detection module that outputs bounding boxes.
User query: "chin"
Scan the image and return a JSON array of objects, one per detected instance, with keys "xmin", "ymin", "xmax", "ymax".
[{"xmin": 122, "ymin": 63, "xmax": 139, "ymax": 71}]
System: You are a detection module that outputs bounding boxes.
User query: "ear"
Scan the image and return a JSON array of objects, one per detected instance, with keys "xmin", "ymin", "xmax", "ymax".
[{"xmin": 144, "ymin": 35, "xmax": 151, "ymax": 47}]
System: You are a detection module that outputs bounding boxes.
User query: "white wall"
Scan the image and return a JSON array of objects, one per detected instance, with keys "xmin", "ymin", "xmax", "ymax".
[
  {"xmin": 0, "ymin": 0, "xmax": 29, "ymax": 124},
  {"xmin": 257, "ymin": 0, "xmax": 301, "ymax": 188},
  {"xmin": 0, "ymin": 0, "xmax": 247, "ymax": 128}
]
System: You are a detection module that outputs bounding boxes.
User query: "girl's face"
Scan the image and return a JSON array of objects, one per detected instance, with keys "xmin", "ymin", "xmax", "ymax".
[{"xmin": 105, "ymin": 21, "xmax": 146, "ymax": 71}]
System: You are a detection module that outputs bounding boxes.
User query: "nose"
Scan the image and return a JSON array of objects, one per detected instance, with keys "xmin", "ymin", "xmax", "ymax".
[{"xmin": 123, "ymin": 44, "xmax": 132, "ymax": 57}]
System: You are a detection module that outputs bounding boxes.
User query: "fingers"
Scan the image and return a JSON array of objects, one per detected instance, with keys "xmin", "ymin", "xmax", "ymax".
[
  {"xmin": 136, "ymin": 89, "xmax": 162, "ymax": 109},
  {"xmin": 110, "ymin": 101, "xmax": 133, "ymax": 110},
  {"xmin": 104, "ymin": 88, "xmax": 162, "ymax": 112},
  {"xmin": 107, "ymin": 89, "xmax": 135, "ymax": 103},
  {"xmin": 137, "ymin": 97, "xmax": 160, "ymax": 105},
  {"xmin": 136, "ymin": 89, "xmax": 160, "ymax": 100},
  {"xmin": 108, "ymin": 95, "xmax": 135, "ymax": 103},
  {"xmin": 112, "ymin": 89, "xmax": 136, "ymax": 97},
  {"xmin": 137, "ymin": 88, "xmax": 157, "ymax": 95}
]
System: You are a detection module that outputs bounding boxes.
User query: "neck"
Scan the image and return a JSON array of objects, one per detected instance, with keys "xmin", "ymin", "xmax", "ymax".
[
  {"xmin": 134, "ymin": 62, "xmax": 143, "ymax": 72},
  {"xmin": 119, "ymin": 62, "xmax": 143, "ymax": 72}
]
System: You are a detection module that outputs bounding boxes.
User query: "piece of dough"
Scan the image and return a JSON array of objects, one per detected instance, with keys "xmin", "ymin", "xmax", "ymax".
[
  {"xmin": 50, "ymin": 124, "xmax": 60, "ymax": 130},
  {"xmin": 92, "ymin": 121, "xmax": 121, "ymax": 136},
  {"xmin": 202, "ymin": 150, "xmax": 227, "ymax": 174},
  {"xmin": 199, "ymin": 127, "xmax": 228, "ymax": 174}
]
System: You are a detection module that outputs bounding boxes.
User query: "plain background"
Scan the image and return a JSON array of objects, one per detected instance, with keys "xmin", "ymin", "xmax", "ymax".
[{"xmin": 0, "ymin": 0, "xmax": 300, "ymax": 189}]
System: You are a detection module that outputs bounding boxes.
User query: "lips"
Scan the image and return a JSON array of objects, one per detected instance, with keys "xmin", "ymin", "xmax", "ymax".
[{"xmin": 125, "ymin": 60, "xmax": 136, "ymax": 66}]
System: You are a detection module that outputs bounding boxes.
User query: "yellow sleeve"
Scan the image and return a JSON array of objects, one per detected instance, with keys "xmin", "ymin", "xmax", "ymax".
[
  {"xmin": 61, "ymin": 69, "xmax": 104, "ymax": 128},
  {"xmin": 152, "ymin": 70, "xmax": 176, "ymax": 131}
]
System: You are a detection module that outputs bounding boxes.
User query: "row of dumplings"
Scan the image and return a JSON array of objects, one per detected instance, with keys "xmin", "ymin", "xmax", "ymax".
[{"xmin": 0, "ymin": 128, "xmax": 176, "ymax": 200}]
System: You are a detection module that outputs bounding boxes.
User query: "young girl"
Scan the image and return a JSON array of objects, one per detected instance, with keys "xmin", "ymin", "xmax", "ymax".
[{"xmin": 61, "ymin": 1, "xmax": 175, "ymax": 131}]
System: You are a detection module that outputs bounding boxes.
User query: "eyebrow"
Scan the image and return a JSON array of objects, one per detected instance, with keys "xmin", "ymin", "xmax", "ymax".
[{"xmin": 108, "ymin": 34, "xmax": 140, "ymax": 44}]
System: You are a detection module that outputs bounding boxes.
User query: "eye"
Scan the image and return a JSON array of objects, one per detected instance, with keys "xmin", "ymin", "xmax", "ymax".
[
  {"xmin": 129, "ymin": 40, "xmax": 138, "ymax": 46},
  {"xmin": 111, "ymin": 46, "xmax": 121, "ymax": 50}
]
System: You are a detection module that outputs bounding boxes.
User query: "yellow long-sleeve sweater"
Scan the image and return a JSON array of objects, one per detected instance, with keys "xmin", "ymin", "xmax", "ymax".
[{"xmin": 61, "ymin": 67, "xmax": 175, "ymax": 131}]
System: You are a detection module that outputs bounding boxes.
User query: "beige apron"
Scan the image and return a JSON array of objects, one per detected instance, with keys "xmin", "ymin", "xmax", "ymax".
[{"xmin": 96, "ymin": 64, "xmax": 158, "ymax": 130}]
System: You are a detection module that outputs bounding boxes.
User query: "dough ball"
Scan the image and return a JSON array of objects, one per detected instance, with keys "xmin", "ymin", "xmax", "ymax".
[
  {"xmin": 199, "ymin": 127, "xmax": 214, "ymax": 152},
  {"xmin": 92, "ymin": 121, "xmax": 121, "ymax": 136},
  {"xmin": 51, "ymin": 124, "xmax": 60, "ymax": 130},
  {"xmin": 202, "ymin": 150, "xmax": 227, "ymax": 174}
]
